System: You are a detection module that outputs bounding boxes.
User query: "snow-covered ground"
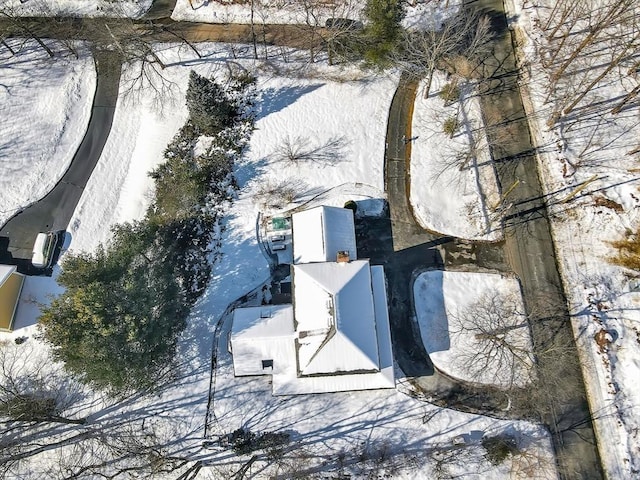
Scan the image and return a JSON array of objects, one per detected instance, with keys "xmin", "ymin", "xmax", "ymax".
[
  {"xmin": 0, "ymin": 40, "xmax": 95, "ymax": 228},
  {"xmin": 511, "ymin": 1, "xmax": 640, "ymax": 477},
  {"xmin": 206, "ymin": 320, "xmax": 556, "ymax": 479},
  {"xmin": 1, "ymin": 40, "xmax": 559, "ymax": 477},
  {"xmin": 172, "ymin": 0, "xmax": 460, "ymax": 29},
  {"xmin": 0, "ymin": 0, "xmax": 151, "ymax": 18},
  {"xmin": 410, "ymin": 73, "xmax": 501, "ymax": 240},
  {"xmin": 414, "ymin": 270, "xmax": 534, "ymax": 388}
]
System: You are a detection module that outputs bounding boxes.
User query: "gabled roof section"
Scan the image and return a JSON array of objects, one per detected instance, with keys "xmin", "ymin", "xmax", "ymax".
[
  {"xmin": 232, "ymin": 305, "xmax": 294, "ymax": 340},
  {"xmin": 293, "ymin": 260, "xmax": 380, "ymax": 375},
  {"xmin": 292, "ymin": 206, "xmax": 357, "ymax": 264}
]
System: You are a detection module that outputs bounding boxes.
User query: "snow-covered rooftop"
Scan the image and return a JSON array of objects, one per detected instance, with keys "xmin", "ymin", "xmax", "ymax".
[
  {"xmin": 231, "ymin": 305, "xmax": 295, "ymax": 377},
  {"xmin": 0, "ymin": 265, "xmax": 16, "ymax": 286},
  {"xmin": 273, "ymin": 264, "xmax": 394, "ymax": 394},
  {"xmin": 294, "ymin": 259, "xmax": 380, "ymax": 375},
  {"xmin": 232, "ymin": 304, "xmax": 294, "ymax": 339},
  {"xmin": 292, "ymin": 206, "xmax": 357, "ymax": 264}
]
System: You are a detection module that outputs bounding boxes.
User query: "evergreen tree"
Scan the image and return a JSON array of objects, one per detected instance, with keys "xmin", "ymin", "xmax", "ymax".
[
  {"xmin": 361, "ymin": 0, "xmax": 405, "ymax": 67},
  {"xmin": 39, "ymin": 222, "xmax": 187, "ymax": 394},
  {"xmin": 185, "ymin": 71, "xmax": 237, "ymax": 136}
]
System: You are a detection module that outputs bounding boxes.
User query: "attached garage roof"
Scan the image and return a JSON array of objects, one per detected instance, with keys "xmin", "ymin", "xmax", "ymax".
[{"xmin": 292, "ymin": 206, "xmax": 357, "ymax": 264}]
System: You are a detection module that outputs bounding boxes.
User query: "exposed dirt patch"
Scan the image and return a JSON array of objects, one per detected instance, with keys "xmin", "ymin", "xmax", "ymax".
[{"xmin": 594, "ymin": 196, "xmax": 624, "ymax": 213}]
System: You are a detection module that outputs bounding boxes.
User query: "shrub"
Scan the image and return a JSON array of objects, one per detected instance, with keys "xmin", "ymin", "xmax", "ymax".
[
  {"xmin": 440, "ymin": 82, "xmax": 461, "ymax": 104},
  {"xmin": 229, "ymin": 428, "xmax": 290, "ymax": 455},
  {"xmin": 443, "ymin": 116, "xmax": 459, "ymax": 137},
  {"xmin": 609, "ymin": 228, "xmax": 640, "ymax": 270},
  {"xmin": 3, "ymin": 395, "xmax": 57, "ymax": 421},
  {"xmin": 344, "ymin": 200, "xmax": 358, "ymax": 214},
  {"xmin": 482, "ymin": 435, "xmax": 519, "ymax": 465}
]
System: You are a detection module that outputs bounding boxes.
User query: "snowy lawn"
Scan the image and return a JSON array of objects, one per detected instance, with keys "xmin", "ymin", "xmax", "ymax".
[
  {"xmin": 68, "ymin": 45, "xmax": 397, "ymax": 255},
  {"xmin": 410, "ymin": 73, "xmax": 500, "ymax": 240},
  {"xmin": 0, "ymin": 0, "xmax": 151, "ymax": 18},
  {"xmin": 242, "ymin": 65, "xmax": 397, "ymax": 214},
  {"xmin": 414, "ymin": 270, "xmax": 534, "ymax": 389},
  {"xmin": 0, "ymin": 39, "xmax": 95, "ymax": 227},
  {"xmin": 0, "ymin": 41, "xmax": 559, "ymax": 478},
  {"xmin": 200, "ymin": 316, "xmax": 556, "ymax": 479},
  {"xmin": 513, "ymin": 0, "xmax": 640, "ymax": 477}
]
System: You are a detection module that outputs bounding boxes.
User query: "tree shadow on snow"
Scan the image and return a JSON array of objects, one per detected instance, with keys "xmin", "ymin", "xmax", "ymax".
[{"xmin": 255, "ymin": 84, "xmax": 324, "ymax": 121}]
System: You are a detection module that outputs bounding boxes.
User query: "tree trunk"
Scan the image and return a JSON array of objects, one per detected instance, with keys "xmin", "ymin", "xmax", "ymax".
[
  {"xmin": 164, "ymin": 27, "xmax": 202, "ymax": 58},
  {"xmin": 147, "ymin": 47, "xmax": 166, "ymax": 69},
  {"xmin": 563, "ymin": 31, "xmax": 640, "ymax": 114},
  {"xmin": 612, "ymin": 84, "xmax": 640, "ymax": 114},
  {"xmin": 26, "ymin": 29, "xmax": 55, "ymax": 57},
  {"xmin": 250, "ymin": 0, "xmax": 258, "ymax": 60},
  {"xmin": 32, "ymin": 414, "xmax": 87, "ymax": 425},
  {"xmin": 1, "ymin": 39, "xmax": 15, "ymax": 55},
  {"xmin": 423, "ymin": 67, "xmax": 435, "ymax": 99}
]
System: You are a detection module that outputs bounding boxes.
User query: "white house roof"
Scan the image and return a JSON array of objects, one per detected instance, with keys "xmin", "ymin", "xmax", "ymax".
[
  {"xmin": 0, "ymin": 265, "xmax": 16, "ymax": 286},
  {"xmin": 232, "ymin": 305, "xmax": 294, "ymax": 340},
  {"xmin": 293, "ymin": 260, "xmax": 380, "ymax": 375},
  {"xmin": 230, "ymin": 305, "xmax": 296, "ymax": 377},
  {"xmin": 272, "ymin": 264, "xmax": 394, "ymax": 395},
  {"xmin": 292, "ymin": 206, "xmax": 357, "ymax": 264}
]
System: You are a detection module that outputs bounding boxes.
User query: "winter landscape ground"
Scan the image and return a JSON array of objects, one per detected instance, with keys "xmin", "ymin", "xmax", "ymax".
[{"xmin": 0, "ymin": 0, "xmax": 638, "ymax": 478}]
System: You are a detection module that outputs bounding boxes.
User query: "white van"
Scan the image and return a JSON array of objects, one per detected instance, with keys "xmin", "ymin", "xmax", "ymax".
[{"xmin": 32, "ymin": 232, "xmax": 60, "ymax": 268}]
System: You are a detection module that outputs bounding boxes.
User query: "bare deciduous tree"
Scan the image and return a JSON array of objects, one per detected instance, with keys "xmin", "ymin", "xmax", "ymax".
[
  {"xmin": 395, "ymin": 10, "xmax": 493, "ymax": 98},
  {"xmin": 549, "ymin": 0, "xmax": 636, "ymax": 83},
  {"xmin": 253, "ymin": 177, "xmax": 309, "ymax": 209},
  {"xmin": 273, "ymin": 135, "xmax": 348, "ymax": 166},
  {"xmin": 449, "ymin": 291, "xmax": 536, "ymax": 389},
  {"xmin": 0, "ymin": 341, "xmax": 86, "ymax": 426}
]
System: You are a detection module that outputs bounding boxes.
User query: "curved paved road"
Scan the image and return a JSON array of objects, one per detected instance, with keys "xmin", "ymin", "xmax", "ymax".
[
  {"xmin": 381, "ymin": 78, "xmax": 518, "ymax": 416},
  {"xmin": 0, "ymin": 51, "xmax": 122, "ymax": 274}
]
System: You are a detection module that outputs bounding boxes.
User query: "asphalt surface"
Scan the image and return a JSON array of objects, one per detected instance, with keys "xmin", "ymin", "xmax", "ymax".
[
  {"xmin": 0, "ymin": 50, "xmax": 122, "ymax": 274},
  {"xmin": 381, "ymin": 74, "xmax": 510, "ymax": 398},
  {"xmin": 468, "ymin": 0, "xmax": 603, "ymax": 478},
  {"xmin": 142, "ymin": 0, "xmax": 177, "ymax": 20}
]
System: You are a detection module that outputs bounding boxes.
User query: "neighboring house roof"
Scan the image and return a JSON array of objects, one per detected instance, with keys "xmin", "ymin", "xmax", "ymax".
[
  {"xmin": 0, "ymin": 265, "xmax": 25, "ymax": 332},
  {"xmin": 0, "ymin": 265, "xmax": 15, "ymax": 285},
  {"xmin": 292, "ymin": 206, "xmax": 357, "ymax": 264},
  {"xmin": 293, "ymin": 260, "xmax": 380, "ymax": 375}
]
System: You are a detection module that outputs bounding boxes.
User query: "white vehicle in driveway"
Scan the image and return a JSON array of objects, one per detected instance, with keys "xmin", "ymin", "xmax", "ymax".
[{"xmin": 32, "ymin": 231, "xmax": 62, "ymax": 268}]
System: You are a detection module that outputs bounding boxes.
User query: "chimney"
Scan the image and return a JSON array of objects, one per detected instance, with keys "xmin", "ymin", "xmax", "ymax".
[{"xmin": 336, "ymin": 251, "xmax": 350, "ymax": 263}]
